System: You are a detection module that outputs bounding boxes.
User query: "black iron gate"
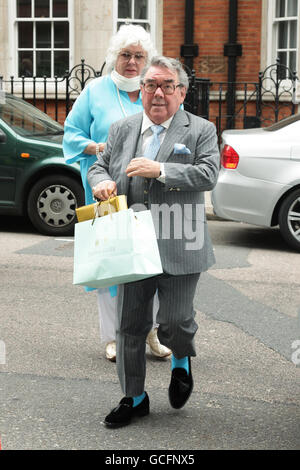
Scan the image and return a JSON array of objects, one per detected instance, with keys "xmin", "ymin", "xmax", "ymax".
[
  {"xmin": 64, "ymin": 59, "xmax": 106, "ymax": 116},
  {"xmin": 184, "ymin": 58, "xmax": 298, "ymax": 134},
  {"xmin": 0, "ymin": 59, "xmax": 298, "ymax": 139}
]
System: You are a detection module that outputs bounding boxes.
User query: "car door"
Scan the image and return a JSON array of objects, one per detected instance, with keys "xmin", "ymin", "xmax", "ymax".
[
  {"xmin": 290, "ymin": 145, "xmax": 300, "ymax": 161},
  {"xmin": 0, "ymin": 126, "xmax": 17, "ymax": 207}
]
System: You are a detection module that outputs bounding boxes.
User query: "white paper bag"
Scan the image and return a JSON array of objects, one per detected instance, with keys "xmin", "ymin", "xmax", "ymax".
[{"xmin": 73, "ymin": 209, "xmax": 163, "ymax": 288}]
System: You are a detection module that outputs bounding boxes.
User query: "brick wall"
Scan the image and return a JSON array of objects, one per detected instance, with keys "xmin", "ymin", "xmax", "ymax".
[
  {"xmin": 162, "ymin": 0, "xmax": 270, "ymax": 135},
  {"xmin": 163, "ymin": 0, "xmax": 262, "ymax": 83},
  {"xmin": 26, "ymin": 99, "xmax": 67, "ymax": 125},
  {"xmin": 163, "ymin": 0, "xmax": 185, "ymax": 60},
  {"xmin": 34, "ymin": 2, "xmax": 294, "ymax": 133},
  {"xmin": 237, "ymin": 0, "xmax": 262, "ymax": 82}
]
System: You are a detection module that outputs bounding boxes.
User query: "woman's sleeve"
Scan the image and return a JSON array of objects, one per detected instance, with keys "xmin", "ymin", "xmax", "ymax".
[{"xmin": 62, "ymin": 85, "xmax": 95, "ymax": 164}]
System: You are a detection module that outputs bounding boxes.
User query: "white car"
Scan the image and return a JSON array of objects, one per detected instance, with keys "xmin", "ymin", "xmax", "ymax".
[{"xmin": 211, "ymin": 114, "xmax": 300, "ymax": 251}]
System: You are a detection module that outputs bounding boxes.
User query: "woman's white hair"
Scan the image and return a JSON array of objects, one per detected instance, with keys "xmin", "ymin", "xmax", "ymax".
[{"xmin": 105, "ymin": 24, "xmax": 157, "ymax": 73}]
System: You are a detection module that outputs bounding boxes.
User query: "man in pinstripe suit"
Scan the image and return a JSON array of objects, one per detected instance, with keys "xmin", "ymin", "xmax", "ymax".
[{"xmin": 88, "ymin": 56, "xmax": 220, "ymax": 428}]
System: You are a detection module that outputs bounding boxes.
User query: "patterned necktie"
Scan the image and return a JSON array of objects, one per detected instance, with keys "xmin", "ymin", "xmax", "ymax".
[{"xmin": 144, "ymin": 125, "xmax": 164, "ymax": 160}]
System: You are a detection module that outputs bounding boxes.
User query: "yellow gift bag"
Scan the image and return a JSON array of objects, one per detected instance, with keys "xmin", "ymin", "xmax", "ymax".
[{"xmin": 75, "ymin": 195, "xmax": 128, "ymax": 222}]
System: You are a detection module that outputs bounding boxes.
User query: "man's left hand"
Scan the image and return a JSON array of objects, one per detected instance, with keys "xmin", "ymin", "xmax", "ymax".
[{"xmin": 126, "ymin": 158, "xmax": 160, "ymax": 178}]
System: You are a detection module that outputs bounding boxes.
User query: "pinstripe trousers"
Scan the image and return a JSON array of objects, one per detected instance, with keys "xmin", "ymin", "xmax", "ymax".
[{"xmin": 116, "ymin": 272, "xmax": 200, "ymax": 397}]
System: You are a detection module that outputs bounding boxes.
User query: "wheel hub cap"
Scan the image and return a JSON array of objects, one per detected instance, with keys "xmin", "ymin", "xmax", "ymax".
[
  {"xmin": 37, "ymin": 184, "xmax": 76, "ymax": 227},
  {"xmin": 288, "ymin": 197, "xmax": 300, "ymax": 242},
  {"xmin": 50, "ymin": 198, "xmax": 63, "ymax": 213}
]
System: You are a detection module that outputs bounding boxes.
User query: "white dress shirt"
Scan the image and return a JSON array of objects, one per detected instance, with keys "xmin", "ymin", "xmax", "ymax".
[{"xmin": 141, "ymin": 112, "xmax": 174, "ymax": 183}]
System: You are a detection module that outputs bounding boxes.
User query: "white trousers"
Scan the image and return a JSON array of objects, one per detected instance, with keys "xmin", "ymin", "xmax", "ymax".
[{"xmin": 97, "ymin": 287, "xmax": 159, "ymax": 343}]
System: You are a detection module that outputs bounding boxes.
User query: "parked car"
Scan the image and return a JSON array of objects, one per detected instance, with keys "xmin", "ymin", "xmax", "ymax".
[
  {"xmin": 0, "ymin": 93, "xmax": 84, "ymax": 235},
  {"xmin": 211, "ymin": 114, "xmax": 300, "ymax": 251}
]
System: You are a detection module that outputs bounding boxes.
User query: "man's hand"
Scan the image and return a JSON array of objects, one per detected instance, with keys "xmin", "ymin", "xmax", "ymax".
[
  {"xmin": 126, "ymin": 158, "xmax": 160, "ymax": 178},
  {"xmin": 92, "ymin": 180, "xmax": 117, "ymax": 200}
]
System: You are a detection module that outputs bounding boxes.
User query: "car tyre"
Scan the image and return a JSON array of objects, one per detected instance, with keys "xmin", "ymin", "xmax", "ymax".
[
  {"xmin": 27, "ymin": 174, "xmax": 84, "ymax": 236},
  {"xmin": 278, "ymin": 188, "xmax": 300, "ymax": 252}
]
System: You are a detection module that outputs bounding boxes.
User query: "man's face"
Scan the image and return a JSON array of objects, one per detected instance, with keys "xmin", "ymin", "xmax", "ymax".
[{"xmin": 141, "ymin": 66, "xmax": 186, "ymax": 124}]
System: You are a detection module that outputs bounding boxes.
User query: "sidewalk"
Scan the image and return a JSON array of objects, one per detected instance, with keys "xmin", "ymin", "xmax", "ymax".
[{"xmin": 0, "ymin": 218, "xmax": 299, "ymax": 450}]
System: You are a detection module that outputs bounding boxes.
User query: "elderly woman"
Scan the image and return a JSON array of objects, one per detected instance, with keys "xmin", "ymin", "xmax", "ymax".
[{"xmin": 63, "ymin": 24, "xmax": 171, "ymax": 362}]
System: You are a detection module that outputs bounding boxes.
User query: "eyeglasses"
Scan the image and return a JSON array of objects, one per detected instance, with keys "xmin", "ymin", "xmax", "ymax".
[
  {"xmin": 118, "ymin": 52, "xmax": 146, "ymax": 63},
  {"xmin": 142, "ymin": 81, "xmax": 182, "ymax": 95}
]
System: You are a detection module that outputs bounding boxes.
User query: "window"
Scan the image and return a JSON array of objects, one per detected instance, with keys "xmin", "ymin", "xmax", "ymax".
[
  {"xmin": 16, "ymin": 0, "xmax": 71, "ymax": 78},
  {"xmin": 113, "ymin": 0, "xmax": 156, "ymax": 43},
  {"xmin": 272, "ymin": 0, "xmax": 299, "ymax": 77}
]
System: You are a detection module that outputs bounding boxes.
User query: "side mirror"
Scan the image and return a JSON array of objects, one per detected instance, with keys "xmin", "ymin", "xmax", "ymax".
[{"xmin": 0, "ymin": 129, "xmax": 7, "ymax": 144}]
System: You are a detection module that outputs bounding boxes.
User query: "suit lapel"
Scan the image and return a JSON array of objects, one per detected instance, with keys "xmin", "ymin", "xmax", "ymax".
[
  {"xmin": 118, "ymin": 110, "xmax": 190, "ymax": 193},
  {"xmin": 119, "ymin": 114, "xmax": 143, "ymax": 195},
  {"xmin": 156, "ymin": 109, "xmax": 190, "ymax": 164}
]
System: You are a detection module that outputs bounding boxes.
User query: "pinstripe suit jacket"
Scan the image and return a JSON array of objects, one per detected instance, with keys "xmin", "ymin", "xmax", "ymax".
[{"xmin": 87, "ymin": 109, "xmax": 220, "ymax": 275}]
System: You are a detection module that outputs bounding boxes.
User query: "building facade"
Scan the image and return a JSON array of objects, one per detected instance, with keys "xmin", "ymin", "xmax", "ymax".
[{"xmin": 0, "ymin": 0, "xmax": 299, "ymax": 127}]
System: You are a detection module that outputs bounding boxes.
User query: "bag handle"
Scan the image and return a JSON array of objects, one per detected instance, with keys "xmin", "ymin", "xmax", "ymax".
[
  {"xmin": 91, "ymin": 197, "xmax": 113, "ymax": 225},
  {"xmin": 91, "ymin": 200, "xmax": 101, "ymax": 226}
]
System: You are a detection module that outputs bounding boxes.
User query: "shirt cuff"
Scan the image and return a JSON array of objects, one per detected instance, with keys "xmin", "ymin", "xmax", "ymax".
[{"xmin": 156, "ymin": 163, "xmax": 166, "ymax": 183}]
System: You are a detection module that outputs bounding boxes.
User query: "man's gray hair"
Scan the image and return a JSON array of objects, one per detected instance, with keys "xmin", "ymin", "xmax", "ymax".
[
  {"xmin": 140, "ymin": 56, "xmax": 190, "ymax": 90},
  {"xmin": 105, "ymin": 24, "xmax": 157, "ymax": 73}
]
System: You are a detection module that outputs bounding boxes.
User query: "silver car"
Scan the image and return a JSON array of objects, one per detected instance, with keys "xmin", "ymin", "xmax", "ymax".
[{"xmin": 211, "ymin": 114, "xmax": 300, "ymax": 251}]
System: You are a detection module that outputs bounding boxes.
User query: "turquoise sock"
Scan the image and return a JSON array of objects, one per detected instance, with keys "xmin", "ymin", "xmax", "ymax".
[
  {"xmin": 171, "ymin": 354, "xmax": 189, "ymax": 374},
  {"xmin": 133, "ymin": 392, "xmax": 146, "ymax": 407}
]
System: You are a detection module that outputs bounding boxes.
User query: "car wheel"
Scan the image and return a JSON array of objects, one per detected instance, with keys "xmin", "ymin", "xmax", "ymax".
[
  {"xmin": 278, "ymin": 188, "xmax": 300, "ymax": 252},
  {"xmin": 27, "ymin": 175, "xmax": 84, "ymax": 236}
]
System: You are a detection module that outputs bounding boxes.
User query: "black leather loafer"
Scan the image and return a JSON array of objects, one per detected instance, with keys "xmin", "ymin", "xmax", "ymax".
[
  {"xmin": 168, "ymin": 357, "xmax": 193, "ymax": 409},
  {"xmin": 104, "ymin": 392, "xmax": 150, "ymax": 428}
]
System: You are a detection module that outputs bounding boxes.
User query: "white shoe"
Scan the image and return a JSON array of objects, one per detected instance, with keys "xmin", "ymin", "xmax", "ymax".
[
  {"xmin": 146, "ymin": 328, "xmax": 172, "ymax": 358},
  {"xmin": 105, "ymin": 341, "xmax": 116, "ymax": 362}
]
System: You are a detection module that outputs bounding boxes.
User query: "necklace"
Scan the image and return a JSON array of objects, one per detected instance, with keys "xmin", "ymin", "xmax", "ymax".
[{"xmin": 116, "ymin": 86, "xmax": 128, "ymax": 118}]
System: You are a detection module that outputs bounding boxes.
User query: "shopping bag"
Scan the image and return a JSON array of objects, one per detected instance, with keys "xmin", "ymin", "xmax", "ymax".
[
  {"xmin": 75, "ymin": 195, "xmax": 128, "ymax": 222},
  {"xmin": 73, "ymin": 209, "xmax": 163, "ymax": 288}
]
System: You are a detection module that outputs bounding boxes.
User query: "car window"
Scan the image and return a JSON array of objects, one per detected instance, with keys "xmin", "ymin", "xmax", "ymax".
[
  {"xmin": 263, "ymin": 113, "xmax": 300, "ymax": 131},
  {"xmin": 0, "ymin": 94, "xmax": 63, "ymax": 137}
]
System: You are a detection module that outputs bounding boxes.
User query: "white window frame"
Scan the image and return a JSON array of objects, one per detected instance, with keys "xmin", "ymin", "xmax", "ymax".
[
  {"xmin": 267, "ymin": 0, "xmax": 299, "ymax": 74},
  {"xmin": 112, "ymin": 0, "xmax": 157, "ymax": 47},
  {"xmin": 265, "ymin": 0, "xmax": 299, "ymax": 101},
  {"xmin": 7, "ymin": 0, "xmax": 74, "ymax": 98}
]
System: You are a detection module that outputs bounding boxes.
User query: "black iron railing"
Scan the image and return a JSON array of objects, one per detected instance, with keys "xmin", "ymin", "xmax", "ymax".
[
  {"xmin": 0, "ymin": 59, "xmax": 104, "ymax": 122},
  {"xmin": 0, "ymin": 59, "xmax": 298, "ymax": 140}
]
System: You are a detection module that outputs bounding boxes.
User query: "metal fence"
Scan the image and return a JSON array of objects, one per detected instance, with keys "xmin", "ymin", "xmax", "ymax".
[
  {"xmin": 0, "ymin": 59, "xmax": 298, "ymax": 141},
  {"xmin": 0, "ymin": 59, "xmax": 104, "ymax": 121},
  {"xmin": 184, "ymin": 59, "xmax": 298, "ymax": 142}
]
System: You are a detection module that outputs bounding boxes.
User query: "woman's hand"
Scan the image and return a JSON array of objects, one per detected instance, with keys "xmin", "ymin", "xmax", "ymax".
[{"xmin": 84, "ymin": 142, "xmax": 106, "ymax": 155}]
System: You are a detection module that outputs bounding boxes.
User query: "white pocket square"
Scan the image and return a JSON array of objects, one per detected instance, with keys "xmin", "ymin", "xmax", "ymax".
[{"xmin": 173, "ymin": 143, "xmax": 191, "ymax": 154}]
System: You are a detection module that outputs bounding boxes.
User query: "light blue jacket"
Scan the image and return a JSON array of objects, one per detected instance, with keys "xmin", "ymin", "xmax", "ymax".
[
  {"xmin": 63, "ymin": 74, "xmax": 143, "ymax": 205},
  {"xmin": 63, "ymin": 74, "xmax": 143, "ymax": 295}
]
